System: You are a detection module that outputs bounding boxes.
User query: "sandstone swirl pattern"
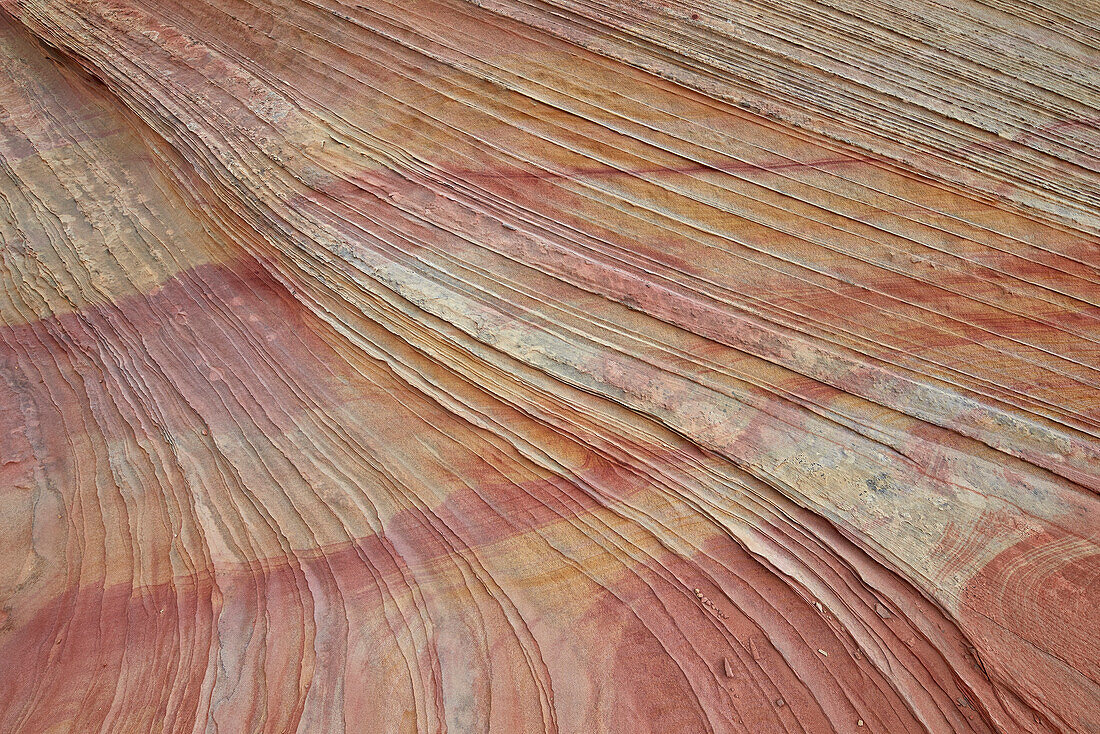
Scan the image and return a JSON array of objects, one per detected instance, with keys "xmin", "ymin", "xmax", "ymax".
[{"xmin": 0, "ymin": 0, "xmax": 1097, "ymax": 732}]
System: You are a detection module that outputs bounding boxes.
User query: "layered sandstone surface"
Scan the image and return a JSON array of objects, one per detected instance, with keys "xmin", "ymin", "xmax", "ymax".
[{"xmin": 0, "ymin": 0, "xmax": 1097, "ymax": 732}]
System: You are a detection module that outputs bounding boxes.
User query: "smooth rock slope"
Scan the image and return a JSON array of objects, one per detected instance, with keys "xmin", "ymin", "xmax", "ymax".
[{"xmin": 0, "ymin": 0, "xmax": 1097, "ymax": 732}]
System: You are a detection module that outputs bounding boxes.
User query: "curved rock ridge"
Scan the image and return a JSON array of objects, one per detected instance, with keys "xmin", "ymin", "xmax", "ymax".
[{"xmin": 0, "ymin": 1, "xmax": 1096, "ymax": 732}]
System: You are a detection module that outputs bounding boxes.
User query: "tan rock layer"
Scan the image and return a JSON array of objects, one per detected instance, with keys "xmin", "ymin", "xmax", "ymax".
[{"xmin": 0, "ymin": 1, "xmax": 1096, "ymax": 732}]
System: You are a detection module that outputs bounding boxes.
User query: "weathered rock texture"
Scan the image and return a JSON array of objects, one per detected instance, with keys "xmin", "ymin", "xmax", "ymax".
[{"xmin": 0, "ymin": 0, "xmax": 1097, "ymax": 732}]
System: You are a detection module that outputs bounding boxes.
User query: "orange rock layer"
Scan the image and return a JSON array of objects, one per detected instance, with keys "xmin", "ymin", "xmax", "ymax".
[{"xmin": 0, "ymin": 1, "xmax": 1097, "ymax": 732}]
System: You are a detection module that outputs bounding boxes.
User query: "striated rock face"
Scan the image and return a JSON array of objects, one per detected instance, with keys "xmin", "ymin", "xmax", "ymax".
[{"xmin": 0, "ymin": 0, "xmax": 1096, "ymax": 731}]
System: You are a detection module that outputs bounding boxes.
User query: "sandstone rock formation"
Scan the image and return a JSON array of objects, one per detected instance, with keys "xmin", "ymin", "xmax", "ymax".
[{"xmin": 0, "ymin": 0, "xmax": 1097, "ymax": 731}]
